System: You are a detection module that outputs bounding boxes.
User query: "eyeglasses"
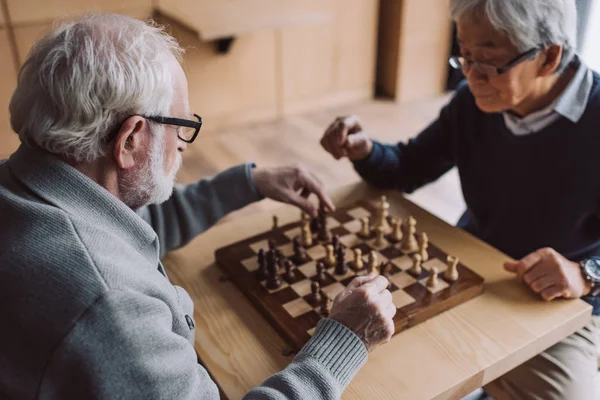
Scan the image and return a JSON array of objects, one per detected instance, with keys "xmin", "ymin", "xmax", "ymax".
[
  {"xmin": 144, "ymin": 113, "xmax": 203, "ymax": 144},
  {"xmin": 449, "ymin": 47, "xmax": 542, "ymax": 77}
]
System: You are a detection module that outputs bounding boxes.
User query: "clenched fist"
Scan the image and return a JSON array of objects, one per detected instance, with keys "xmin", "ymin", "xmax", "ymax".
[
  {"xmin": 329, "ymin": 274, "xmax": 396, "ymax": 351},
  {"xmin": 320, "ymin": 116, "xmax": 373, "ymax": 161}
]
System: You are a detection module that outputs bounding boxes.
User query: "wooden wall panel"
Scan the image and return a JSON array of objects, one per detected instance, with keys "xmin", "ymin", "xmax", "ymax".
[
  {"xmin": 0, "ymin": 29, "xmax": 19, "ymax": 159},
  {"xmin": 13, "ymin": 23, "xmax": 49, "ymax": 64},
  {"xmin": 5, "ymin": 0, "xmax": 153, "ymax": 25}
]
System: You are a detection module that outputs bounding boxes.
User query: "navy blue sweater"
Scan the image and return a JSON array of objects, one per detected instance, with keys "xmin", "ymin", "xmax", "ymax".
[{"xmin": 354, "ymin": 75, "xmax": 600, "ymax": 313}]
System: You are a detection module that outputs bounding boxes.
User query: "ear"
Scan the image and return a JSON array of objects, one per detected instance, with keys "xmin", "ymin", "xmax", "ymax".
[
  {"xmin": 112, "ymin": 116, "xmax": 149, "ymax": 170},
  {"xmin": 538, "ymin": 45, "xmax": 563, "ymax": 77}
]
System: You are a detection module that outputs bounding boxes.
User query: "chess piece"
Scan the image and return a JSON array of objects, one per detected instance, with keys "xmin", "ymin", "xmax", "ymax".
[
  {"xmin": 292, "ymin": 237, "xmax": 309, "ymax": 263},
  {"xmin": 418, "ymin": 232, "xmax": 429, "ymax": 262},
  {"xmin": 325, "ymin": 244, "xmax": 336, "ymax": 268},
  {"xmin": 319, "ymin": 292, "xmax": 332, "ymax": 317},
  {"xmin": 316, "ymin": 261, "xmax": 327, "ymax": 284},
  {"xmin": 390, "ymin": 217, "xmax": 403, "ymax": 242},
  {"xmin": 353, "ymin": 248, "xmax": 364, "ymax": 270},
  {"xmin": 400, "ymin": 216, "xmax": 419, "ymax": 253},
  {"xmin": 375, "ymin": 195, "xmax": 391, "ymax": 233},
  {"xmin": 367, "ymin": 251, "xmax": 378, "ymax": 275},
  {"xmin": 373, "ymin": 225, "xmax": 386, "ymax": 247},
  {"xmin": 256, "ymin": 248, "xmax": 268, "ymax": 280},
  {"xmin": 301, "ymin": 211, "xmax": 309, "ymax": 223},
  {"xmin": 284, "ymin": 259, "xmax": 295, "ymax": 281},
  {"xmin": 358, "ymin": 216, "xmax": 371, "ymax": 239},
  {"xmin": 317, "ymin": 208, "xmax": 331, "ymax": 242},
  {"xmin": 445, "ymin": 255, "xmax": 459, "ymax": 282},
  {"xmin": 301, "ymin": 220, "xmax": 313, "ymax": 247},
  {"xmin": 266, "ymin": 250, "xmax": 282, "ymax": 290},
  {"xmin": 409, "ymin": 253, "xmax": 422, "ymax": 276},
  {"xmin": 311, "ymin": 281, "xmax": 322, "ymax": 304},
  {"xmin": 272, "ymin": 215, "xmax": 279, "ymax": 229},
  {"xmin": 380, "ymin": 262, "xmax": 390, "ymax": 278},
  {"xmin": 335, "ymin": 245, "xmax": 347, "ymax": 275},
  {"xmin": 427, "ymin": 266, "xmax": 439, "ymax": 289},
  {"xmin": 331, "ymin": 235, "xmax": 340, "ymax": 252}
]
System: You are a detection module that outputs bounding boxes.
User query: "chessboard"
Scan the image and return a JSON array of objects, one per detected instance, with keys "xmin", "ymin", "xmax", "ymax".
[{"xmin": 215, "ymin": 197, "xmax": 484, "ymax": 351}]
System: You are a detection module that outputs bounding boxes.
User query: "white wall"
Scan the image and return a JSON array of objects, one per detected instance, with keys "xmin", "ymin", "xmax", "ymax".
[{"xmin": 582, "ymin": 0, "xmax": 600, "ymax": 71}]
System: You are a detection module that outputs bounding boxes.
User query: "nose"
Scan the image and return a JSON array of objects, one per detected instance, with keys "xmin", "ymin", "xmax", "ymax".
[
  {"xmin": 465, "ymin": 67, "xmax": 488, "ymax": 84},
  {"xmin": 177, "ymin": 139, "xmax": 188, "ymax": 152}
]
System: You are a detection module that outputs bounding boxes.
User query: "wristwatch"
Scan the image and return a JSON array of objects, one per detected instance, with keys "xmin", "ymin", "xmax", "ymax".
[{"xmin": 580, "ymin": 257, "xmax": 600, "ymax": 297}]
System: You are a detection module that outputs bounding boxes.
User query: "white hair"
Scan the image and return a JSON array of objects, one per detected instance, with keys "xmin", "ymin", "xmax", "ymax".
[
  {"xmin": 9, "ymin": 13, "xmax": 184, "ymax": 162},
  {"xmin": 450, "ymin": 0, "xmax": 577, "ymax": 71}
]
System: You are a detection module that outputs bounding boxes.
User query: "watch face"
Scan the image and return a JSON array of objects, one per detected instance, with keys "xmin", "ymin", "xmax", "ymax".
[{"xmin": 583, "ymin": 258, "xmax": 600, "ymax": 281}]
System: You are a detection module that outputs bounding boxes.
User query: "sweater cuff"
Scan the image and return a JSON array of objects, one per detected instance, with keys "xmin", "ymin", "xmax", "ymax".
[
  {"xmin": 245, "ymin": 162, "xmax": 265, "ymax": 201},
  {"xmin": 297, "ymin": 318, "xmax": 368, "ymax": 390},
  {"xmin": 352, "ymin": 141, "xmax": 385, "ymax": 175}
]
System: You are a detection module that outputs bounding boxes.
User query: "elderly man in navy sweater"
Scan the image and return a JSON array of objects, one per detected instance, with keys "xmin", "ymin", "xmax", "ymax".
[{"xmin": 321, "ymin": 0, "xmax": 599, "ymax": 399}]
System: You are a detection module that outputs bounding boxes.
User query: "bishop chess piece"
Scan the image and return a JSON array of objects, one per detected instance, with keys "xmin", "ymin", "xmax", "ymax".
[
  {"xmin": 409, "ymin": 253, "xmax": 422, "ymax": 276},
  {"xmin": 325, "ymin": 244, "xmax": 336, "ymax": 268},
  {"xmin": 335, "ymin": 245, "xmax": 347, "ymax": 275},
  {"xmin": 266, "ymin": 250, "xmax": 282, "ymax": 290},
  {"xmin": 272, "ymin": 215, "xmax": 279, "ymax": 230},
  {"xmin": 390, "ymin": 217, "xmax": 403, "ymax": 242},
  {"xmin": 257, "ymin": 248, "xmax": 268, "ymax": 280},
  {"xmin": 331, "ymin": 235, "xmax": 340, "ymax": 252},
  {"xmin": 418, "ymin": 232, "xmax": 429, "ymax": 262},
  {"xmin": 284, "ymin": 259, "xmax": 295, "ymax": 281},
  {"xmin": 358, "ymin": 216, "xmax": 370, "ymax": 239},
  {"xmin": 445, "ymin": 255, "xmax": 459, "ymax": 282},
  {"xmin": 353, "ymin": 248, "xmax": 364, "ymax": 270},
  {"xmin": 310, "ymin": 281, "xmax": 322, "ymax": 304},
  {"xmin": 375, "ymin": 195, "xmax": 391, "ymax": 233},
  {"xmin": 374, "ymin": 225, "xmax": 386, "ymax": 247},
  {"xmin": 427, "ymin": 267, "xmax": 439, "ymax": 289},
  {"xmin": 301, "ymin": 220, "xmax": 313, "ymax": 247},
  {"xmin": 367, "ymin": 251, "xmax": 378, "ymax": 275},
  {"xmin": 400, "ymin": 216, "xmax": 419, "ymax": 254},
  {"xmin": 292, "ymin": 237, "xmax": 309, "ymax": 263},
  {"xmin": 315, "ymin": 261, "xmax": 327, "ymax": 284}
]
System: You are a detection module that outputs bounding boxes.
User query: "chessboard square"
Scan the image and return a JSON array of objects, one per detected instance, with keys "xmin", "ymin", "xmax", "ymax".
[
  {"xmin": 330, "ymin": 226, "xmax": 350, "ymax": 237},
  {"xmin": 391, "ymin": 255, "xmax": 413, "ymax": 271},
  {"xmin": 283, "ymin": 298, "xmax": 314, "ymax": 318},
  {"xmin": 332, "ymin": 269, "xmax": 355, "ymax": 282},
  {"xmin": 343, "ymin": 219, "xmax": 363, "ymax": 234},
  {"xmin": 297, "ymin": 261, "xmax": 318, "ymax": 278},
  {"xmin": 241, "ymin": 257, "xmax": 259, "ymax": 272},
  {"xmin": 340, "ymin": 233, "xmax": 363, "ymax": 248},
  {"xmin": 322, "ymin": 282, "xmax": 346, "ymax": 299},
  {"xmin": 261, "ymin": 280, "xmax": 290, "ymax": 294},
  {"xmin": 249, "ymin": 239, "xmax": 270, "ymax": 254},
  {"xmin": 307, "ymin": 327, "xmax": 317, "ymax": 337},
  {"xmin": 347, "ymin": 207, "xmax": 371, "ymax": 220},
  {"xmin": 423, "ymin": 258, "xmax": 448, "ymax": 273},
  {"xmin": 284, "ymin": 227, "xmax": 302, "ymax": 240},
  {"xmin": 389, "ymin": 272, "xmax": 417, "ymax": 289},
  {"xmin": 419, "ymin": 277, "xmax": 450, "ymax": 294},
  {"xmin": 326, "ymin": 217, "xmax": 341, "ymax": 229},
  {"xmin": 369, "ymin": 238, "xmax": 391, "ymax": 250},
  {"xmin": 306, "ymin": 245, "xmax": 327, "ymax": 260},
  {"xmin": 392, "ymin": 289, "xmax": 416, "ymax": 309},
  {"xmin": 291, "ymin": 279, "xmax": 314, "ymax": 297},
  {"xmin": 277, "ymin": 242, "xmax": 295, "ymax": 258}
]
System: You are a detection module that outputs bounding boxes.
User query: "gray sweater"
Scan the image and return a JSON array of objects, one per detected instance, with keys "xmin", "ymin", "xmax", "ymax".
[{"xmin": 0, "ymin": 145, "xmax": 367, "ymax": 399}]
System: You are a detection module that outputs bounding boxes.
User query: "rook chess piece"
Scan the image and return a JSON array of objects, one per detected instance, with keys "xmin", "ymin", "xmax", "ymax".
[
  {"xmin": 353, "ymin": 248, "xmax": 364, "ymax": 270},
  {"xmin": 374, "ymin": 225, "xmax": 386, "ymax": 247},
  {"xmin": 257, "ymin": 248, "xmax": 268, "ymax": 280},
  {"xmin": 325, "ymin": 244, "xmax": 336, "ymax": 268},
  {"xmin": 292, "ymin": 237, "xmax": 309, "ymax": 263},
  {"xmin": 427, "ymin": 266, "xmax": 439, "ymax": 289},
  {"xmin": 335, "ymin": 245, "xmax": 347, "ymax": 275},
  {"xmin": 301, "ymin": 220, "xmax": 313, "ymax": 247},
  {"xmin": 272, "ymin": 215, "xmax": 279, "ymax": 229},
  {"xmin": 445, "ymin": 255, "xmax": 459, "ymax": 281},
  {"xmin": 316, "ymin": 261, "xmax": 327, "ymax": 284},
  {"xmin": 358, "ymin": 216, "xmax": 370, "ymax": 238},
  {"xmin": 266, "ymin": 250, "xmax": 282, "ymax": 290},
  {"xmin": 409, "ymin": 253, "xmax": 422, "ymax": 276},
  {"xmin": 375, "ymin": 195, "xmax": 391, "ymax": 233},
  {"xmin": 400, "ymin": 216, "xmax": 419, "ymax": 253},
  {"xmin": 284, "ymin": 259, "xmax": 295, "ymax": 281},
  {"xmin": 319, "ymin": 292, "xmax": 332, "ymax": 317},
  {"xmin": 418, "ymin": 232, "xmax": 429, "ymax": 262},
  {"xmin": 390, "ymin": 217, "xmax": 403, "ymax": 242},
  {"xmin": 311, "ymin": 281, "xmax": 322, "ymax": 304},
  {"xmin": 367, "ymin": 251, "xmax": 378, "ymax": 275}
]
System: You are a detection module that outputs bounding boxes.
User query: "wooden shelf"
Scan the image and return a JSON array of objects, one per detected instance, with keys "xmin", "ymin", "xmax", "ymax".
[{"xmin": 156, "ymin": 0, "xmax": 332, "ymax": 41}]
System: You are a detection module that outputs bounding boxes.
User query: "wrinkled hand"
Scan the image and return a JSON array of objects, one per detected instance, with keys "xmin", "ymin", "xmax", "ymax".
[
  {"xmin": 329, "ymin": 274, "xmax": 396, "ymax": 351},
  {"xmin": 504, "ymin": 248, "xmax": 592, "ymax": 301},
  {"xmin": 251, "ymin": 164, "xmax": 335, "ymax": 218},
  {"xmin": 320, "ymin": 116, "xmax": 373, "ymax": 161}
]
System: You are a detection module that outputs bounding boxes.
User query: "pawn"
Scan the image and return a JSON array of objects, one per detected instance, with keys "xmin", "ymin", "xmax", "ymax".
[
  {"xmin": 325, "ymin": 244, "xmax": 336, "ymax": 268},
  {"xmin": 373, "ymin": 225, "xmax": 386, "ymax": 247},
  {"xmin": 390, "ymin": 217, "xmax": 403, "ymax": 242},
  {"xmin": 257, "ymin": 248, "xmax": 268, "ymax": 280},
  {"xmin": 335, "ymin": 245, "xmax": 347, "ymax": 275},
  {"xmin": 319, "ymin": 292, "xmax": 332, "ymax": 317},
  {"xmin": 284, "ymin": 259, "xmax": 295, "ymax": 281},
  {"xmin": 367, "ymin": 251, "xmax": 378, "ymax": 275},
  {"xmin": 358, "ymin": 216, "xmax": 370, "ymax": 238},
  {"xmin": 301, "ymin": 220, "xmax": 313, "ymax": 247},
  {"xmin": 353, "ymin": 248, "xmax": 364, "ymax": 270},
  {"xmin": 445, "ymin": 255, "xmax": 459, "ymax": 282},
  {"xmin": 272, "ymin": 215, "xmax": 279, "ymax": 229},
  {"xmin": 310, "ymin": 281, "xmax": 322, "ymax": 304},
  {"xmin": 315, "ymin": 261, "xmax": 327, "ymax": 284},
  {"xmin": 266, "ymin": 251, "xmax": 282, "ymax": 290},
  {"xmin": 418, "ymin": 232, "xmax": 429, "ymax": 262},
  {"xmin": 409, "ymin": 253, "xmax": 422, "ymax": 276},
  {"xmin": 427, "ymin": 266, "xmax": 439, "ymax": 289}
]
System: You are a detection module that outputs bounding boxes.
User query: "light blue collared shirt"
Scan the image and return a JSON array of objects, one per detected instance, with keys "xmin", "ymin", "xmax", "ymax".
[{"xmin": 503, "ymin": 57, "xmax": 594, "ymax": 135}]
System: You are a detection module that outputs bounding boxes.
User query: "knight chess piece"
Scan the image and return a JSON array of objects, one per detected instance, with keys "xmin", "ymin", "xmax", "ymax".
[
  {"xmin": 409, "ymin": 253, "xmax": 422, "ymax": 276},
  {"xmin": 390, "ymin": 217, "xmax": 403, "ymax": 242},
  {"xmin": 445, "ymin": 255, "xmax": 459, "ymax": 281},
  {"xmin": 353, "ymin": 248, "xmax": 364, "ymax": 270},
  {"xmin": 335, "ymin": 245, "xmax": 347, "ymax": 275},
  {"xmin": 427, "ymin": 266, "xmax": 439, "ymax": 289},
  {"xmin": 375, "ymin": 195, "xmax": 391, "ymax": 233},
  {"xmin": 325, "ymin": 244, "xmax": 336, "ymax": 268},
  {"xmin": 292, "ymin": 236, "xmax": 309, "ymax": 263},
  {"xmin": 266, "ymin": 250, "xmax": 282, "ymax": 290},
  {"xmin": 301, "ymin": 220, "xmax": 313, "ymax": 248},
  {"xmin": 257, "ymin": 248, "xmax": 268, "ymax": 280},
  {"xmin": 358, "ymin": 216, "xmax": 371, "ymax": 239},
  {"xmin": 284, "ymin": 259, "xmax": 295, "ymax": 281},
  {"xmin": 400, "ymin": 216, "xmax": 419, "ymax": 253},
  {"xmin": 367, "ymin": 251, "xmax": 378, "ymax": 275},
  {"xmin": 418, "ymin": 232, "xmax": 429, "ymax": 262}
]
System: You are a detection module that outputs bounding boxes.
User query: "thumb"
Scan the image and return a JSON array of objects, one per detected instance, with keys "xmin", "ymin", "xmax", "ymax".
[
  {"xmin": 345, "ymin": 132, "xmax": 369, "ymax": 149},
  {"xmin": 504, "ymin": 260, "xmax": 519, "ymax": 273},
  {"xmin": 346, "ymin": 273, "xmax": 378, "ymax": 290}
]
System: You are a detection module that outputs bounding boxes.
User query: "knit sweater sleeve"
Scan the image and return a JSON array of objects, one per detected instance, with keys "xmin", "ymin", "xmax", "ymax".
[{"xmin": 353, "ymin": 87, "xmax": 464, "ymax": 193}]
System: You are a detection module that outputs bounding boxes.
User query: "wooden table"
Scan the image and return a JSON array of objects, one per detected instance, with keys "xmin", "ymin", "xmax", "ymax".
[{"xmin": 163, "ymin": 182, "xmax": 592, "ymax": 400}]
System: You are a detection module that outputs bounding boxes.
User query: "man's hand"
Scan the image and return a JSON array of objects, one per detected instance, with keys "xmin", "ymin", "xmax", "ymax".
[
  {"xmin": 504, "ymin": 248, "xmax": 592, "ymax": 301},
  {"xmin": 320, "ymin": 116, "xmax": 373, "ymax": 161},
  {"xmin": 329, "ymin": 274, "xmax": 396, "ymax": 351},
  {"xmin": 251, "ymin": 164, "xmax": 335, "ymax": 218}
]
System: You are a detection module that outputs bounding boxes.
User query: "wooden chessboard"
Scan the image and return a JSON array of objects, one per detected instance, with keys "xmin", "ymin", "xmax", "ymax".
[{"xmin": 215, "ymin": 199, "xmax": 485, "ymax": 351}]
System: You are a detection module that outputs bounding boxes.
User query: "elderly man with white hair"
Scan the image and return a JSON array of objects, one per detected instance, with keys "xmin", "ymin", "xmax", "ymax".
[
  {"xmin": 0, "ymin": 14, "xmax": 397, "ymax": 399},
  {"xmin": 322, "ymin": 0, "xmax": 600, "ymax": 399}
]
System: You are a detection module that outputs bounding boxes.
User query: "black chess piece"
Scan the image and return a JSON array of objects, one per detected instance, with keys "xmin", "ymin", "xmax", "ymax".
[
  {"xmin": 284, "ymin": 260, "xmax": 295, "ymax": 282},
  {"xmin": 316, "ymin": 261, "xmax": 326, "ymax": 284},
  {"xmin": 266, "ymin": 250, "xmax": 281, "ymax": 290},
  {"xmin": 335, "ymin": 246, "xmax": 347, "ymax": 275},
  {"xmin": 256, "ymin": 249, "xmax": 268, "ymax": 280},
  {"xmin": 332, "ymin": 235, "xmax": 340, "ymax": 251},
  {"xmin": 292, "ymin": 237, "xmax": 308, "ymax": 264},
  {"xmin": 310, "ymin": 281, "xmax": 322, "ymax": 304},
  {"xmin": 317, "ymin": 209, "xmax": 331, "ymax": 242}
]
